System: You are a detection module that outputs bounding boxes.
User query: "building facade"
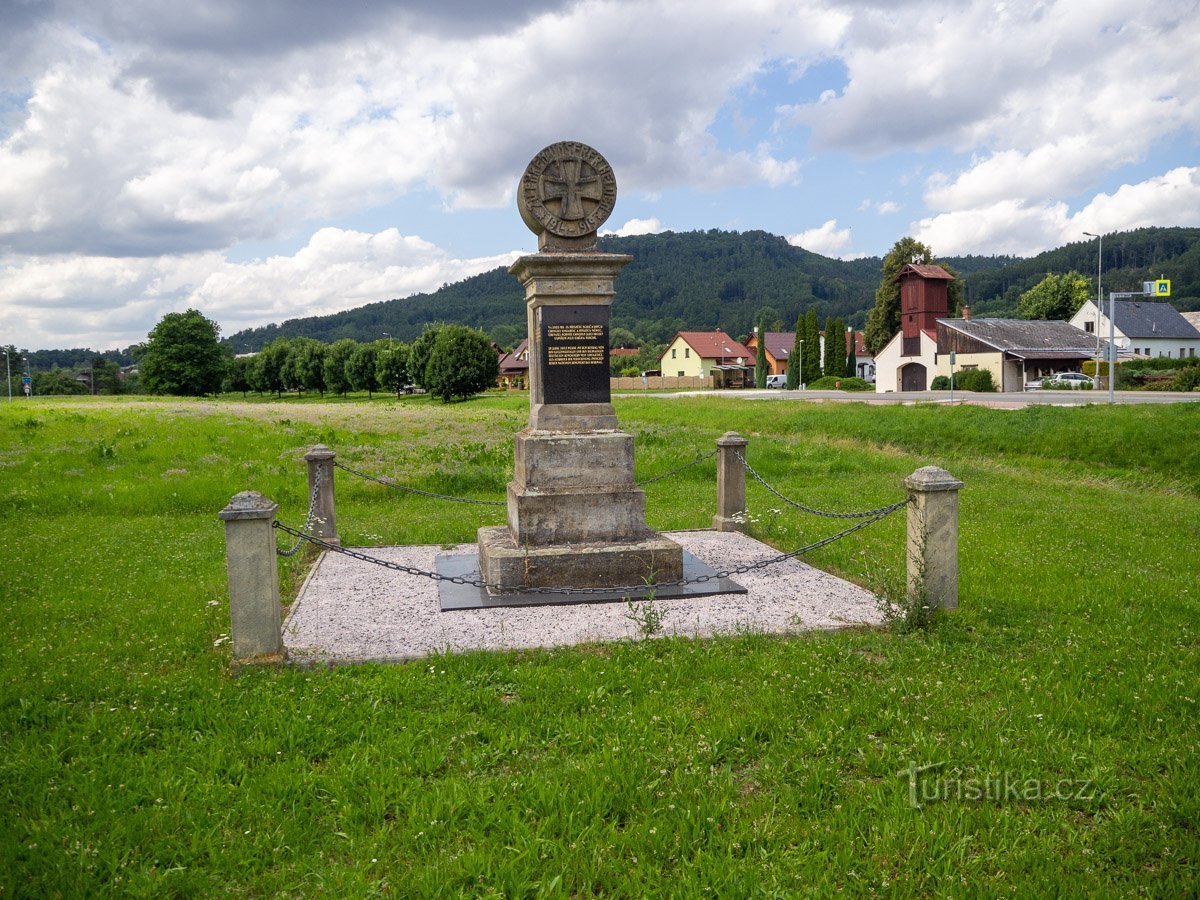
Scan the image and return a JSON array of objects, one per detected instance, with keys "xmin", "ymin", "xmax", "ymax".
[
  {"xmin": 1069, "ymin": 300, "xmax": 1200, "ymax": 360},
  {"xmin": 659, "ymin": 331, "xmax": 752, "ymax": 379}
]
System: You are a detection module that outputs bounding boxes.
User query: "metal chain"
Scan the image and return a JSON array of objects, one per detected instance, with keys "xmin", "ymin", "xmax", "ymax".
[
  {"xmin": 333, "ymin": 460, "xmax": 506, "ymax": 506},
  {"xmin": 635, "ymin": 448, "xmax": 717, "ymax": 486},
  {"xmin": 277, "ymin": 464, "xmax": 322, "ymax": 557},
  {"xmin": 736, "ymin": 450, "xmax": 904, "ymax": 519},
  {"xmin": 272, "ymin": 500, "xmax": 905, "ymax": 595}
]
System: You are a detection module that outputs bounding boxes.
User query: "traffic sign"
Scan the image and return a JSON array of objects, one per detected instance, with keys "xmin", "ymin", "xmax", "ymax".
[
  {"xmin": 21, "ymin": 376, "xmax": 30, "ymax": 384},
  {"xmin": 1155, "ymin": 279, "xmax": 1171, "ymax": 297}
]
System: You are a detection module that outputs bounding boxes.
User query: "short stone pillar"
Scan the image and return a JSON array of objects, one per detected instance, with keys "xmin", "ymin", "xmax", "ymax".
[
  {"xmin": 903, "ymin": 466, "xmax": 964, "ymax": 610},
  {"xmin": 304, "ymin": 445, "xmax": 339, "ymax": 546},
  {"xmin": 712, "ymin": 431, "xmax": 749, "ymax": 532},
  {"xmin": 218, "ymin": 491, "xmax": 283, "ymax": 664}
]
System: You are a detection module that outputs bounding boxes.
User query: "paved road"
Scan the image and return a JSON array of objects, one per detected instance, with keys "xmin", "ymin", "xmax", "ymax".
[{"xmin": 617, "ymin": 388, "xmax": 1200, "ymax": 407}]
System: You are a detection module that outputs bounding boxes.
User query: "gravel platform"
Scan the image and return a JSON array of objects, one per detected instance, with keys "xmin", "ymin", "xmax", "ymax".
[{"xmin": 283, "ymin": 530, "xmax": 883, "ymax": 664}]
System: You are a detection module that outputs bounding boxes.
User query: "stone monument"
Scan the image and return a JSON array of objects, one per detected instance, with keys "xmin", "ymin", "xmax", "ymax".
[{"xmin": 476, "ymin": 141, "xmax": 685, "ymax": 590}]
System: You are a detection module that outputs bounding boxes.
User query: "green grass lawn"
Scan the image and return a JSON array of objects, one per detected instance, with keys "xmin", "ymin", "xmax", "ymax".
[{"xmin": 1, "ymin": 393, "xmax": 1197, "ymax": 895}]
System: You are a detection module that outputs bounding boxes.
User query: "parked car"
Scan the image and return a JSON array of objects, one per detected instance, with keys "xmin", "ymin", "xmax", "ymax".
[
  {"xmin": 765, "ymin": 374, "xmax": 787, "ymax": 388},
  {"xmin": 1025, "ymin": 372, "xmax": 1094, "ymax": 390},
  {"xmin": 1048, "ymin": 372, "xmax": 1094, "ymax": 388}
]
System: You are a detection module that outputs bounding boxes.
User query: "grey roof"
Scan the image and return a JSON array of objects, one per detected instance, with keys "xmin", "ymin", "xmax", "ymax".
[
  {"xmin": 938, "ymin": 318, "xmax": 1106, "ymax": 352},
  {"xmin": 1092, "ymin": 299, "xmax": 1200, "ymax": 339}
]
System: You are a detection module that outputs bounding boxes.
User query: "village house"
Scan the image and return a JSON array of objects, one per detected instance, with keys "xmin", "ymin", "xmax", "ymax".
[
  {"xmin": 497, "ymin": 339, "xmax": 529, "ymax": 389},
  {"xmin": 659, "ymin": 331, "xmax": 752, "ymax": 379},
  {"xmin": 1069, "ymin": 299, "xmax": 1200, "ymax": 360},
  {"xmin": 934, "ymin": 318, "xmax": 1109, "ymax": 390},
  {"xmin": 742, "ymin": 330, "xmax": 797, "ymax": 376}
]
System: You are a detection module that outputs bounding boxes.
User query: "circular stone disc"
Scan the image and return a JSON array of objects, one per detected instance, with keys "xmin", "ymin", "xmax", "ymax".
[{"xmin": 517, "ymin": 141, "xmax": 617, "ymax": 240}]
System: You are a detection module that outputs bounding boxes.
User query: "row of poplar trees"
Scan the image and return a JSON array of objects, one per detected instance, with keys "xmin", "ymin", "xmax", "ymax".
[{"xmin": 754, "ymin": 309, "xmax": 854, "ymax": 388}]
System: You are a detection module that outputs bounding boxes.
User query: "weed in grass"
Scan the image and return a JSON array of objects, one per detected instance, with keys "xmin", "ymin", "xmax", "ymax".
[{"xmin": 624, "ymin": 594, "xmax": 666, "ymax": 639}]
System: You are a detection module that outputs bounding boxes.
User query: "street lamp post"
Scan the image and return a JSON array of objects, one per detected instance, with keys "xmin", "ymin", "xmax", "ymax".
[
  {"xmin": 1083, "ymin": 231, "xmax": 1103, "ymax": 390},
  {"xmin": 798, "ymin": 339, "xmax": 805, "ymax": 390}
]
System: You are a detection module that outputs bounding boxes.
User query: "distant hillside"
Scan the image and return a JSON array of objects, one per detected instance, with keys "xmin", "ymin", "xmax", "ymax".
[
  {"xmin": 962, "ymin": 227, "xmax": 1200, "ymax": 316},
  {"xmin": 224, "ymin": 226, "xmax": 1200, "ymax": 351}
]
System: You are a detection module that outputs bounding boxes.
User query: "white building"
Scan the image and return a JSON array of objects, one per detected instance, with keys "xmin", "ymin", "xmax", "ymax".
[{"xmin": 1070, "ymin": 299, "xmax": 1200, "ymax": 360}]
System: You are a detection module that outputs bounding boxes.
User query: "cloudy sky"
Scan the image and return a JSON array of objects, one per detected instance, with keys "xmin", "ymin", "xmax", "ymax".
[{"xmin": 2, "ymin": 0, "xmax": 1198, "ymax": 350}]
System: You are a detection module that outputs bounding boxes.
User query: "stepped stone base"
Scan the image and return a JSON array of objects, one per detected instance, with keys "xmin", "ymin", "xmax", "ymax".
[{"xmin": 477, "ymin": 525, "xmax": 684, "ymax": 591}]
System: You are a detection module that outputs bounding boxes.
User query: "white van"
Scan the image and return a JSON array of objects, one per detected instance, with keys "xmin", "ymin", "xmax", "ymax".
[{"xmin": 765, "ymin": 374, "xmax": 787, "ymax": 389}]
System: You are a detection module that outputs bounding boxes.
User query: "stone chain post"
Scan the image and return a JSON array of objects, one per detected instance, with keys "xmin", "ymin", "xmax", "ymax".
[
  {"xmin": 712, "ymin": 431, "xmax": 749, "ymax": 532},
  {"xmin": 218, "ymin": 491, "xmax": 283, "ymax": 665},
  {"xmin": 304, "ymin": 444, "xmax": 340, "ymax": 546},
  {"xmin": 903, "ymin": 466, "xmax": 964, "ymax": 610}
]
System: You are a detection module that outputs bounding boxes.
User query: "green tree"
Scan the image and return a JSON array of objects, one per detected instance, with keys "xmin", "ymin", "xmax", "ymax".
[
  {"xmin": 786, "ymin": 314, "xmax": 802, "ymax": 389},
  {"xmin": 32, "ymin": 367, "xmax": 88, "ymax": 395},
  {"xmin": 323, "ymin": 339, "xmax": 357, "ymax": 396},
  {"xmin": 609, "ymin": 326, "xmax": 638, "ymax": 349},
  {"xmin": 376, "ymin": 341, "xmax": 410, "ymax": 396},
  {"xmin": 346, "ymin": 343, "xmax": 379, "ymax": 397},
  {"xmin": 635, "ymin": 343, "xmax": 665, "ymax": 375},
  {"xmin": 284, "ymin": 338, "xmax": 327, "ymax": 395},
  {"xmin": 754, "ymin": 316, "xmax": 768, "ymax": 388},
  {"xmin": 408, "ymin": 325, "xmax": 443, "ymax": 389},
  {"xmin": 223, "ymin": 355, "xmax": 252, "ymax": 397},
  {"xmin": 425, "ymin": 325, "xmax": 500, "ymax": 402},
  {"xmin": 1017, "ymin": 271, "xmax": 1092, "ymax": 320},
  {"xmin": 822, "ymin": 316, "xmax": 835, "ymax": 376},
  {"xmin": 140, "ymin": 308, "xmax": 226, "ymax": 396},
  {"xmin": 803, "ymin": 308, "xmax": 822, "ymax": 384},
  {"xmin": 823, "ymin": 316, "xmax": 847, "ymax": 381},
  {"xmin": 864, "ymin": 237, "xmax": 964, "ymax": 355},
  {"xmin": 845, "ymin": 324, "xmax": 857, "ymax": 379},
  {"xmin": 251, "ymin": 339, "xmax": 291, "ymax": 396}
]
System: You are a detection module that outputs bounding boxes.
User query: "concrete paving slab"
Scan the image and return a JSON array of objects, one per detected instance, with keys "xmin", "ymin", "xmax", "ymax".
[{"xmin": 282, "ymin": 530, "xmax": 883, "ymax": 664}]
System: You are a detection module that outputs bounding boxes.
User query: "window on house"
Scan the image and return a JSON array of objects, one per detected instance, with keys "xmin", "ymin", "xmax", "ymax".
[
  {"xmin": 1182, "ymin": 348, "xmax": 1186, "ymax": 358},
  {"xmin": 671, "ymin": 348, "xmax": 677, "ymax": 359},
  {"xmin": 677, "ymin": 371, "xmax": 684, "ymax": 377},
  {"xmin": 1191, "ymin": 349, "xmax": 1196, "ymax": 358},
  {"xmin": 685, "ymin": 348, "xmax": 690, "ymax": 358},
  {"xmin": 1085, "ymin": 321, "xmax": 1094, "ymax": 333}
]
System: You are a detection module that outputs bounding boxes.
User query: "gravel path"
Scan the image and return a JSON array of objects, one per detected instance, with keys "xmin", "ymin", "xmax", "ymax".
[{"xmin": 283, "ymin": 530, "xmax": 883, "ymax": 664}]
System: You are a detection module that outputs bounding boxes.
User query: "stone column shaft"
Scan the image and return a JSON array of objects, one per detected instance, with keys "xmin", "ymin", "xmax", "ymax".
[
  {"xmin": 218, "ymin": 491, "xmax": 283, "ymax": 664},
  {"xmin": 712, "ymin": 431, "xmax": 749, "ymax": 532},
  {"xmin": 304, "ymin": 444, "xmax": 339, "ymax": 546},
  {"xmin": 903, "ymin": 466, "xmax": 964, "ymax": 610}
]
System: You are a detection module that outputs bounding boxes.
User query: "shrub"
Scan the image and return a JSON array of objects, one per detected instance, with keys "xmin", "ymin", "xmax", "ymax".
[
  {"xmin": 953, "ymin": 368, "xmax": 996, "ymax": 392},
  {"xmin": 930, "ymin": 375, "xmax": 950, "ymax": 390},
  {"xmin": 808, "ymin": 375, "xmax": 873, "ymax": 391},
  {"xmin": 1172, "ymin": 366, "xmax": 1200, "ymax": 392}
]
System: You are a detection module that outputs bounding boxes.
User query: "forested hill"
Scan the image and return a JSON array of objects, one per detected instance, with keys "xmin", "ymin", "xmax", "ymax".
[
  {"xmin": 224, "ymin": 226, "xmax": 1200, "ymax": 351},
  {"xmin": 962, "ymin": 226, "xmax": 1200, "ymax": 316}
]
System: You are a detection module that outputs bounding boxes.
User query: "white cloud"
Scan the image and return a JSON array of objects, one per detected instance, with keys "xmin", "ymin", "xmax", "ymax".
[
  {"xmin": 0, "ymin": 228, "xmax": 522, "ymax": 349},
  {"xmin": 602, "ymin": 217, "xmax": 666, "ymax": 237},
  {"xmin": 787, "ymin": 219, "xmax": 852, "ymax": 256},
  {"xmin": 914, "ymin": 166, "xmax": 1200, "ymax": 255},
  {"xmin": 875, "ymin": 201, "xmax": 899, "ymax": 215}
]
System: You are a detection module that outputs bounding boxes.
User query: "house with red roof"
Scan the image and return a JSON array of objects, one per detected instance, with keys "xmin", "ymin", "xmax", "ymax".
[
  {"xmin": 497, "ymin": 338, "xmax": 530, "ymax": 389},
  {"xmin": 659, "ymin": 331, "xmax": 752, "ymax": 379}
]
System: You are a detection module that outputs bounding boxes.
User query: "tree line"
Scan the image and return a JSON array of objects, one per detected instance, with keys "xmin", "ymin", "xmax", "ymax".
[{"xmin": 126, "ymin": 310, "xmax": 499, "ymax": 402}]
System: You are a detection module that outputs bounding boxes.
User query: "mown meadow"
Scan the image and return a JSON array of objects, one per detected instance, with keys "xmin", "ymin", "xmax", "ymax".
[{"xmin": 1, "ymin": 393, "xmax": 1197, "ymax": 895}]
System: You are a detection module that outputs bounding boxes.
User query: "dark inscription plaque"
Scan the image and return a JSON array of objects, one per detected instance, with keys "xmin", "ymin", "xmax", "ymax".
[{"xmin": 540, "ymin": 305, "xmax": 610, "ymax": 405}]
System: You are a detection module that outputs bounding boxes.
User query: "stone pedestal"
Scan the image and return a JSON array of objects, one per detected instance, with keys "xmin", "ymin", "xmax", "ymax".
[
  {"xmin": 903, "ymin": 466, "xmax": 964, "ymax": 610},
  {"xmin": 477, "ymin": 251, "xmax": 683, "ymax": 592}
]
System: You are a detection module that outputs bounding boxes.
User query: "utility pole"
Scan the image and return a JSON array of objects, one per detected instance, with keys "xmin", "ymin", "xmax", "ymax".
[{"xmin": 1083, "ymin": 231, "xmax": 1102, "ymax": 390}]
